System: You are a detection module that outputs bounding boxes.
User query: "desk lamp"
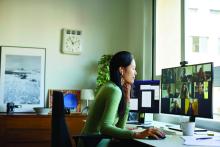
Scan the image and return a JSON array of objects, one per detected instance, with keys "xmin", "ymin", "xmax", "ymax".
[{"xmin": 81, "ymin": 89, "xmax": 94, "ymax": 113}]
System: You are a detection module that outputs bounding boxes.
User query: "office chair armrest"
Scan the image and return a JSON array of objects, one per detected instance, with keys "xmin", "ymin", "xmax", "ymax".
[{"xmin": 73, "ymin": 134, "xmax": 112, "ymax": 147}]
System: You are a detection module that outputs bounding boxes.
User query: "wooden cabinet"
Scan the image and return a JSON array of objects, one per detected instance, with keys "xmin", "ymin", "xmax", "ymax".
[{"xmin": 0, "ymin": 113, "xmax": 86, "ymax": 147}]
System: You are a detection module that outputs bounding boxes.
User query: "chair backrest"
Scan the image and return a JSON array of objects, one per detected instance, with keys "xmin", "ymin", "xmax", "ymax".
[{"xmin": 51, "ymin": 91, "xmax": 72, "ymax": 147}]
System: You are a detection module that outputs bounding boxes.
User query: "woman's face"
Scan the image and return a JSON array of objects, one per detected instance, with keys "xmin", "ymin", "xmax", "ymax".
[
  {"xmin": 198, "ymin": 83, "xmax": 203, "ymax": 93},
  {"xmin": 121, "ymin": 59, "xmax": 137, "ymax": 85}
]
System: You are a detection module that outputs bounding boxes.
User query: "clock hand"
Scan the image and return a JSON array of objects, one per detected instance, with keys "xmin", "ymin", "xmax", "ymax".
[{"xmin": 71, "ymin": 40, "xmax": 75, "ymax": 45}]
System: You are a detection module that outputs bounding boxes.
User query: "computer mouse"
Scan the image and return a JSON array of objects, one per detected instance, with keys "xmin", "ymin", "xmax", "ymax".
[{"xmin": 148, "ymin": 135, "xmax": 166, "ymax": 140}]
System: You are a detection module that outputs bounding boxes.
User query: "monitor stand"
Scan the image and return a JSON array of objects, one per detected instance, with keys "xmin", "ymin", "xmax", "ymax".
[
  {"xmin": 189, "ymin": 116, "xmax": 195, "ymax": 122},
  {"xmin": 138, "ymin": 112, "xmax": 145, "ymax": 123},
  {"xmin": 136, "ymin": 121, "xmax": 153, "ymax": 129},
  {"xmin": 127, "ymin": 112, "xmax": 153, "ymax": 128},
  {"xmin": 136, "ymin": 112, "xmax": 153, "ymax": 128}
]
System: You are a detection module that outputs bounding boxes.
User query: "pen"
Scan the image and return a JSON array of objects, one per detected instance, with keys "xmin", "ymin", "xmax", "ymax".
[{"xmin": 196, "ymin": 137, "xmax": 212, "ymax": 140}]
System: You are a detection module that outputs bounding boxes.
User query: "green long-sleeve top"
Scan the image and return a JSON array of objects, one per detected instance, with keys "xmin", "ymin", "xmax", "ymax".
[{"xmin": 81, "ymin": 81, "xmax": 134, "ymax": 139}]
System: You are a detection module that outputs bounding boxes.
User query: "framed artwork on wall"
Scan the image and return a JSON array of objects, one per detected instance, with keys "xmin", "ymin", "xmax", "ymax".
[
  {"xmin": 0, "ymin": 46, "xmax": 46, "ymax": 112},
  {"xmin": 48, "ymin": 89, "xmax": 81, "ymax": 113}
]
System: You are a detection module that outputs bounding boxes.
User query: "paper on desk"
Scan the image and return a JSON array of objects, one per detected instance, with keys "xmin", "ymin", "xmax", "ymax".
[
  {"xmin": 182, "ymin": 135, "xmax": 220, "ymax": 146},
  {"xmin": 141, "ymin": 91, "xmax": 151, "ymax": 107}
]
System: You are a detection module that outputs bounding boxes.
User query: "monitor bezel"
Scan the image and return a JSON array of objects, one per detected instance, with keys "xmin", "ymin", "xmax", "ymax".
[{"xmin": 160, "ymin": 62, "xmax": 213, "ymax": 119}]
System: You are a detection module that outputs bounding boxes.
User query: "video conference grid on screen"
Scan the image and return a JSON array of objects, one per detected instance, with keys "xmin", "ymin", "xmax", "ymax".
[{"xmin": 161, "ymin": 62, "xmax": 213, "ymax": 118}]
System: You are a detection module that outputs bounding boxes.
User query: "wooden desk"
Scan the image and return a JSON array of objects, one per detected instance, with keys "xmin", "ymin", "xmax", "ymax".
[
  {"xmin": 130, "ymin": 121, "xmax": 219, "ymax": 147},
  {"xmin": 0, "ymin": 113, "xmax": 86, "ymax": 147}
]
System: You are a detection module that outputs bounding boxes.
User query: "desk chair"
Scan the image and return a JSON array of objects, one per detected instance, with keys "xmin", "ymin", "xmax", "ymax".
[
  {"xmin": 73, "ymin": 134, "xmax": 112, "ymax": 147},
  {"xmin": 51, "ymin": 91, "xmax": 72, "ymax": 147},
  {"xmin": 72, "ymin": 134, "xmax": 149, "ymax": 147}
]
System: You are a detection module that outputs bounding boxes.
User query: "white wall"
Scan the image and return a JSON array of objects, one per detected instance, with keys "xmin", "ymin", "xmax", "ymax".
[
  {"xmin": 128, "ymin": 0, "xmax": 145, "ymax": 80},
  {"xmin": 0, "ymin": 0, "xmax": 131, "ymax": 105},
  {"xmin": 128, "ymin": 0, "xmax": 153, "ymax": 80}
]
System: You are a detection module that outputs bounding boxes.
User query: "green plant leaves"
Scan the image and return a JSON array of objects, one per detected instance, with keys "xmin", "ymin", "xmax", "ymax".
[{"xmin": 95, "ymin": 54, "xmax": 112, "ymax": 94}]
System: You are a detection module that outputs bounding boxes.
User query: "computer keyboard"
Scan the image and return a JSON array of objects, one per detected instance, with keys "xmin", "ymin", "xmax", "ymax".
[
  {"xmin": 127, "ymin": 121, "xmax": 152, "ymax": 125},
  {"xmin": 126, "ymin": 121, "xmax": 140, "ymax": 124},
  {"xmin": 136, "ymin": 124, "xmax": 153, "ymax": 129}
]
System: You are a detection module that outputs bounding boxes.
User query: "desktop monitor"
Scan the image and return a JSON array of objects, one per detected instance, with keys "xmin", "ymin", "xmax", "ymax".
[
  {"xmin": 128, "ymin": 80, "xmax": 160, "ymax": 122},
  {"xmin": 161, "ymin": 62, "xmax": 213, "ymax": 119}
]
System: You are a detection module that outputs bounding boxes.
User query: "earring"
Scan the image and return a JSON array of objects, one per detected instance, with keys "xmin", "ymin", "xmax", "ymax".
[
  {"xmin": 121, "ymin": 72, "xmax": 125, "ymax": 85},
  {"xmin": 120, "ymin": 69, "xmax": 124, "ymax": 85},
  {"xmin": 121, "ymin": 77, "xmax": 125, "ymax": 85}
]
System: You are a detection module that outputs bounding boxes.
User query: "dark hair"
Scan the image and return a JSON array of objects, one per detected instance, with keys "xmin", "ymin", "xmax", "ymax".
[{"xmin": 109, "ymin": 51, "xmax": 133, "ymax": 117}]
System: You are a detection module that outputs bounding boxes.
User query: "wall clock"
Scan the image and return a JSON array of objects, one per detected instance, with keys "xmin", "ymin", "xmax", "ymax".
[{"xmin": 61, "ymin": 29, "xmax": 82, "ymax": 55}]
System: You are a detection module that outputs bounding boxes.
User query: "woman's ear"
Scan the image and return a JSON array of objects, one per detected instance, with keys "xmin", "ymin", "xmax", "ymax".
[{"xmin": 119, "ymin": 67, "xmax": 124, "ymax": 76}]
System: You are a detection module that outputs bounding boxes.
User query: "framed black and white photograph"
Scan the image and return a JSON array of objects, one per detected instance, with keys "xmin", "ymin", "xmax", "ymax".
[{"xmin": 0, "ymin": 46, "xmax": 46, "ymax": 112}]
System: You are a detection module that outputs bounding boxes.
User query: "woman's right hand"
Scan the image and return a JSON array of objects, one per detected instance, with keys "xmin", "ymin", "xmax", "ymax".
[{"xmin": 133, "ymin": 127, "xmax": 165, "ymax": 139}]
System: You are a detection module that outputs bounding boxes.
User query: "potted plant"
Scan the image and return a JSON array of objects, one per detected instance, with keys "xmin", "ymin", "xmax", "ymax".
[{"xmin": 95, "ymin": 54, "xmax": 112, "ymax": 94}]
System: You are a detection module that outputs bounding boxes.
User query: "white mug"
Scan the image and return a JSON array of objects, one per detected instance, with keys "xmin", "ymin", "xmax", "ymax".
[{"xmin": 180, "ymin": 122, "xmax": 195, "ymax": 136}]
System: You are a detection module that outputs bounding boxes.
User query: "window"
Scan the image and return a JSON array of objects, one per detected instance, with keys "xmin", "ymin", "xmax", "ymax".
[
  {"xmin": 185, "ymin": 0, "xmax": 220, "ymax": 66},
  {"xmin": 191, "ymin": 36, "xmax": 208, "ymax": 53},
  {"xmin": 218, "ymin": 38, "xmax": 220, "ymax": 54},
  {"xmin": 185, "ymin": 0, "xmax": 220, "ymax": 116},
  {"xmin": 155, "ymin": 0, "xmax": 181, "ymax": 76},
  {"xmin": 155, "ymin": 0, "xmax": 220, "ymax": 118}
]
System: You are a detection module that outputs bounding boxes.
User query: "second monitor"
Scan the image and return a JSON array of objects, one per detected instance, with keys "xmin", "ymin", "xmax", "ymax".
[{"xmin": 129, "ymin": 80, "xmax": 160, "ymax": 123}]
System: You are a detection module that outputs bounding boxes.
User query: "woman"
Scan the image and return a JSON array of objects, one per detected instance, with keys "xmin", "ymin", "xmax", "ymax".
[
  {"xmin": 79, "ymin": 51, "xmax": 164, "ymax": 146},
  {"xmin": 195, "ymin": 82, "xmax": 204, "ymax": 99},
  {"xmin": 179, "ymin": 83, "xmax": 189, "ymax": 99},
  {"xmin": 197, "ymin": 67, "xmax": 206, "ymax": 81}
]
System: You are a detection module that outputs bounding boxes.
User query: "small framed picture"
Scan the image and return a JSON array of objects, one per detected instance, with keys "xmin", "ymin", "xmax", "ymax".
[
  {"xmin": 48, "ymin": 89, "xmax": 81, "ymax": 112},
  {"xmin": 0, "ymin": 46, "xmax": 46, "ymax": 112}
]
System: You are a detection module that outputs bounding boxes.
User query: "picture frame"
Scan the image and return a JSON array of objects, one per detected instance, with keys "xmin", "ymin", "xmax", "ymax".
[
  {"xmin": 0, "ymin": 46, "xmax": 46, "ymax": 112},
  {"xmin": 48, "ymin": 89, "xmax": 81, "ymax": 112}
]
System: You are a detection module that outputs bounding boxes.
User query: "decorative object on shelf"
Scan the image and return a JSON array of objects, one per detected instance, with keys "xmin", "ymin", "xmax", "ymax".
[
  {"xmin": 6, "ymin": 102, "xmax": 22, "ymax": 114},
  {"xmin": 80, "ymin": 89, "xmax": 94, "ymax": 113},
  {"xmin": 48, "ymin": 89, "xmax": 81, "ymax": 113},
  {"xmin": 0, "ymin": 46, "xmax": 46, "ymax": 112},
  {"xmin": 95, "ymin": 54, "xmax": 112, "ymax": 94},
  {"xmin": 61, "ymin": 28, "xmax": 82, "ymax": 55},
  {"xmin": 33, "ymin": 107, "xmax": 51, "ymax": 115}
]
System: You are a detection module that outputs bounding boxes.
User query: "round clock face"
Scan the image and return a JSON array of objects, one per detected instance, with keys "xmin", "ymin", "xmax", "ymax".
[{"xmin": 62, "ymin": 29, "xmax": 81, "ymax": 54}]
